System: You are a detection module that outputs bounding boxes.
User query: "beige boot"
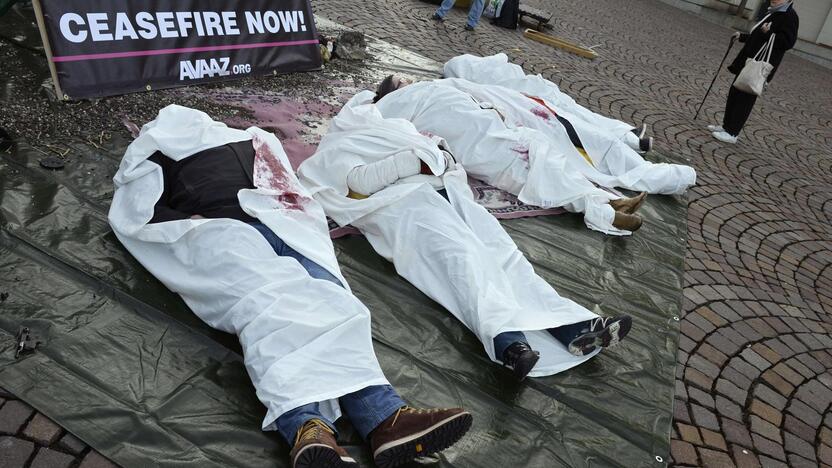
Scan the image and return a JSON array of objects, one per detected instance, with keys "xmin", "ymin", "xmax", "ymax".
[
  {"xmin": 609, "ymin": 192, "xmax": 647, "ymax": 215},
  {"xmin": 613, "ymin": 212, "xmax": 643, "ymax": 232}
]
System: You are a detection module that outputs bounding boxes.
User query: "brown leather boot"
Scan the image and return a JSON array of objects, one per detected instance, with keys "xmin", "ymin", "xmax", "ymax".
[
  {"xmin": 609, "ymin": 192, "xmax": 647, "ymax": 214},
  {"xmin": 289, "ymin": 419, "xmax": 358, "ymax": 468},
  {"xmin": 612, "ymin": 212, "xmax": 643, "ymax": 232},
  {"xmin": 369, "ymin": 406, "xmax": 472, "ymax": 468}
]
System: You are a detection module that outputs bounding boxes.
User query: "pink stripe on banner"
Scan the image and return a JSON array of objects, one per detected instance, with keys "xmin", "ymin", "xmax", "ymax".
[{"xmin": 51, "ymin": 39, "xmax": 320, "ymax": 63}]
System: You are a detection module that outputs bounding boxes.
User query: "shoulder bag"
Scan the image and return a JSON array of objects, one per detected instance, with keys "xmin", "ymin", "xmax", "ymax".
[{"xmin": 733, "ymin": 34, "xmax": 775, "ymax": 96}]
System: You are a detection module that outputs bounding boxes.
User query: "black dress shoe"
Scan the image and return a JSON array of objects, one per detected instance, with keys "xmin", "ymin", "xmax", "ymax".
[{"xmin": 501, "ymin": 342, "xmax": 540, "ymax": 380}]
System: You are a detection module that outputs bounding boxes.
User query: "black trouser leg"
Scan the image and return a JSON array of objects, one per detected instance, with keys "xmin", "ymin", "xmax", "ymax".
[{"xmin": 722, "ymin": 79, "xmax": 758, "ymax": 137}]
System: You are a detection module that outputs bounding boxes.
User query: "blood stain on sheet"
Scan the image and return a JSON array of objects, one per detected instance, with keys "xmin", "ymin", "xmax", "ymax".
[
  {"xmin": 252, "ymin": 135, "xmax": 311, "ymax": 211},
  {"xmin": 511, "ymin": 145, "xmax": 530, "ymax": 162},
  {"xmin": 531, "ymin": 107, "xmax": 551, "ymax": 121}
]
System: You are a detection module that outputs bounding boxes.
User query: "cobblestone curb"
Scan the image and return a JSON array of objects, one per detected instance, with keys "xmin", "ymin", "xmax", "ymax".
[{"xmin": 0, "ymin": 387, "xmax": 119, "ymax": 468}]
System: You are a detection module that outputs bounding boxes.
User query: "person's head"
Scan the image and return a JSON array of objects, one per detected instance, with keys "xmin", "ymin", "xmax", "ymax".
[
  {"xmin": 769, "ymin": 0, "xmax": 788, "ymax": 6},
  {"xmin": 373, "ymin": 75, "xmax": 409, "ymax": 103}
]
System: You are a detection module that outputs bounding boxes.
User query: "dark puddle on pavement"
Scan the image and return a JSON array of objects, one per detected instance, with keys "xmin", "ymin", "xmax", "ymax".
[{"xmin": 0, "ymin": 6, "xmax": 686, "ymax": 468}]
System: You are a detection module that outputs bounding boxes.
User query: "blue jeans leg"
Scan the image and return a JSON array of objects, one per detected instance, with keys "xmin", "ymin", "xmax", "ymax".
[
  {"xmin": 339, "ymin": 385, "xmax": 406, "ymax": 439},
  {"xmin": 548, "ymin": 321, "xmax": 592, "ymax": 347},
  {"xmin": 466, "ymin": 0, "xmax": 486, "ymax": 27},
  {"xmin": 493, "ymin": 330, "xmax": 528, "ymax": 362},
  {"xmin": 252, "ymin": 222, "xmax": 401, "ymax": 440},
  {"xmin": 248, "ymin": 221, "xmax": 343, "ymax": 287},
  {"xmin": 275, "ymin": 402, "xmax": 338, "ymax": 445},
  {"xmin": 435, "ymin": 0, "xmax": 457, "ymax": 18}
]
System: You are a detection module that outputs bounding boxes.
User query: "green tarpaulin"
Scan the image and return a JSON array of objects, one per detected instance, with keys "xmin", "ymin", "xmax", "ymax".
[{"xmin": 0, "ymin": 0, "xmax": 21, "ymax": 17}]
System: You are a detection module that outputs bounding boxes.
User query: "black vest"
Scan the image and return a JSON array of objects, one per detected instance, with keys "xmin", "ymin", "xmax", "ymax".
[{"xmin": 149, "ymin": 140, "xmax": 257, "ymax": 223}]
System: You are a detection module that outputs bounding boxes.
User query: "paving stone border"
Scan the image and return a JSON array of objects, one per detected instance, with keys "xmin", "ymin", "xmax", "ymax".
[{"xmin": 0, "ymin": 387, "xmax": 118, "ymax": 468}]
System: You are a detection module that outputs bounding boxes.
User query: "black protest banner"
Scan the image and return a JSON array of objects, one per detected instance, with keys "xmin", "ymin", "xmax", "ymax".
[{"xmin": 33, "ymin": 0, "xmax": 321, "ymax": 99}]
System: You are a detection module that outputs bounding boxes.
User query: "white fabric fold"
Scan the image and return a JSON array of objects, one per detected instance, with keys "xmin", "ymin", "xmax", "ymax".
[
  {"xmin": 444, "ymin": 53, "xmax": 635, "ymax": 138},
  {"xmin": 441, "ymin": 56, "xmax": 697, "ymax": 195},
  {"xmin": 347, "ymin": 149, "xmax": 422, "ymax": 196}
]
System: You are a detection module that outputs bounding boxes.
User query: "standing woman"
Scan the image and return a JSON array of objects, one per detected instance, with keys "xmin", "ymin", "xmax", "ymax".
[{"xmin": 709, "ymin": 0, "xmax": 799, "ymax": 144}]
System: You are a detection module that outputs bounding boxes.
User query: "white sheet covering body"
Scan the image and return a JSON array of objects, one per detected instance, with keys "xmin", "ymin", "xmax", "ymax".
[
  {"xmin": 373, "ymin": 81, "xmax": 626, "ymax": 235},
  {"xmin": 299, "ymin": 92, "xmax": 600, "ymax": 377},
  {"xmin": 434, "ymin": 77, "xmax": 696, "ymax": 195},
  {"xmin": 445, "ymin": 53, "xmax": 635, "ymax": 139},
  {"xmin": 108, "ymin": 105, "xmax": 389, "ymax": 430}
]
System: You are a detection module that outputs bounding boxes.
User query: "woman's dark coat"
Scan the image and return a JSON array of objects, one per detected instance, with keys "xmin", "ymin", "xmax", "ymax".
[{"xmin": 727, "ymin": 3, "xmax": 799, "ymax": 83}]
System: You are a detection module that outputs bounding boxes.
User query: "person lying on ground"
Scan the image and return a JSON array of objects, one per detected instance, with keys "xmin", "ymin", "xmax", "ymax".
[
  {"xmin": 438, "ymin": 60, "xmax": 696, "ymax": 196},
  {"xmin": 371, "ymin": 75, "xmax": 650, "ymax": 236},
  {"xmin": 298, "ymin": 93, "xmax": 633, "ymax": 382},
  {"xmin": 444, "ymin": 53, "xmax": 657, "ymax": 153},
  {"xmin": 107, "ymin": 104, "xmax": 472, "ymax": 468}
]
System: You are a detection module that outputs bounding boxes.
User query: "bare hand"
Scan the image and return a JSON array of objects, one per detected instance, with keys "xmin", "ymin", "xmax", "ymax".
[
  {"xmin": 190, "ymin": 214, "xmax": 205, "ymax": 219},
  {"xmin": 761, "ymin": 22, "xmax": 771, "ymax": 33}
]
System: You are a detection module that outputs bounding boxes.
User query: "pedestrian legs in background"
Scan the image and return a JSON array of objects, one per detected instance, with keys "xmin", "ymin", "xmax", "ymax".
[
  {"xmin": 722, "ymin": 83, "xmax": 758, "ymax": 137},
  {"xmin": 433, "ymin": 0, "xmax": 486, "ymax": 29},
  {"xmin": 465, "ymin": 0, "xmax": 486, "ymax": 29},
  {"xmin": 713, "ymin": 79, "xmax": 757, "ymax": 144}
]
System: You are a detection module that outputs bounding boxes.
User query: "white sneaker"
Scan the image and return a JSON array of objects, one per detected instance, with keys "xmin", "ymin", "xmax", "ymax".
[
  {"xmin": 712, "ymin": 130, "xmax": 738, "ymax": 144},
  {"xmin": 706, "ymin": 124, "xmax": 724, "ymax": 132},
  {"xmin": 632, "ymin": 123, "xmax": 647, "ymax": 139},
  {"xmin": 624, "ymin": 128, "xmax": 651, "ymax": 152}
]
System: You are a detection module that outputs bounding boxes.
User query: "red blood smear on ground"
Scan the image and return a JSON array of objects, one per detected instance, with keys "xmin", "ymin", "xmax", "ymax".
[
  {"xmin": 252, "ymin": 135, "xmax": 310, "ymax": 211},
  {"xmin": 221, "ymin": 96, "xmax": 339, "ymax": 169},
  {"xmin": 531, "ymin": 107, "xmax": 551, "ymax": 121}
]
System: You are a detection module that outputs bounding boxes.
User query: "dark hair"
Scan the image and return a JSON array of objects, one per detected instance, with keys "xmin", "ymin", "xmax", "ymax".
[{"xmin": 373, "ymin": 75, "xmax": 397, "ymax": 103}]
